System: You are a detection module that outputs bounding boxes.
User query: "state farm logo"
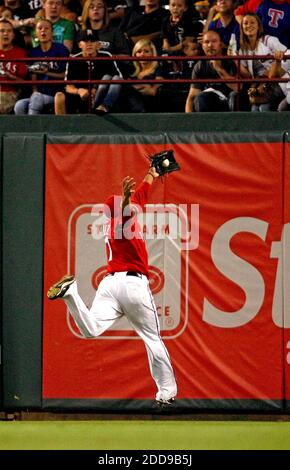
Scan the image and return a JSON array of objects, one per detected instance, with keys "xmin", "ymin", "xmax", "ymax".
[
  {"xmin": 67, "ymin": 203, "xmax": 198, "ymax": 339},
  {"xmin": 147, "ymin": 266, "xmax": 165, "ymax": 294}
]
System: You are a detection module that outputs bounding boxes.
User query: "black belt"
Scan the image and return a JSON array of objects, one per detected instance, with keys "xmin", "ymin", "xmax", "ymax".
[
  {"xmin": 107, "ymin": 271, "xmax": 142, "ymax": 278},
  {"xmin": 126, "ymin": 271, "xmax": 142, "ymax": 278}
]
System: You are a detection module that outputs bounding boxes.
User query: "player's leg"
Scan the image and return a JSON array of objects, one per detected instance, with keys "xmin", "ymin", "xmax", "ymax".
[
  {"xmin": 120, "ymin": 275, "xmax": 177, "ymax": 402},
  {"xmin": 88, "ymin": 274, "xmax": 123, "ymax": 335},
  {"xmin": 47, "ymin": 275, "xmax": 122, "ymax": 338}
]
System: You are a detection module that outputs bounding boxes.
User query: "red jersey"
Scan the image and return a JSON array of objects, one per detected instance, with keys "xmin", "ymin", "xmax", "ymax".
[
  {"xmin": 105, "ymin": 181, "xmax": 150, "ymax": 276},
  {"xmin": 0, "ymin": 46, "xmax": 27, "ymax": 92},
  {"xmin": 235, "ymin": 0, "xmax": 290, "ymax": 16}
]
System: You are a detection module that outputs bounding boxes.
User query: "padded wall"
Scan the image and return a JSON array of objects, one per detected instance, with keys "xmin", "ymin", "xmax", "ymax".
[{"xmin": 1, "ymin": 114, "xmax": 289, "ymax": 411}]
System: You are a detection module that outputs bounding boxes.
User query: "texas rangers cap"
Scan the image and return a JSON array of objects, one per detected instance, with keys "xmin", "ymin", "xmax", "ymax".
[{"xmin": 77, "ymin": 29, "xmax": 98, "ymax": 43}]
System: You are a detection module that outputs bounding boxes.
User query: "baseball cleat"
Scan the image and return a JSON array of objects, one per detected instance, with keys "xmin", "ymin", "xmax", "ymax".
[
  {"xmin": 47, "ymin": 274, "xmax": 75, "ymax": 300},
  {"xmin": 155, "ymin": 397, "xmax": 175, "ymax": 407}
]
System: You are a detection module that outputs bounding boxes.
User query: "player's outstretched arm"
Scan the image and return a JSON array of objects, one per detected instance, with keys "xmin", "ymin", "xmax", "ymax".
[{"xmin": 144, "ymin": 166, "xmax": 159, "ymax": 185}]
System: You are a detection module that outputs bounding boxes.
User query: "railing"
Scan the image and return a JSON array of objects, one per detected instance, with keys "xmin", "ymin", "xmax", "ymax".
[{"xmin": 0, "ymin": 54, "xmax": 289, "ymax": 112}]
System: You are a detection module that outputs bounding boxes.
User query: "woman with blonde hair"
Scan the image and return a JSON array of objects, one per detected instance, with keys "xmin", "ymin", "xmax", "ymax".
[
  {"xmin": 131, "ymin": 38, "xmax": 159, "ymax": 77},
  {"xmin": 120, "ymin": 38, "xmax": 163, "ymax": 112}
]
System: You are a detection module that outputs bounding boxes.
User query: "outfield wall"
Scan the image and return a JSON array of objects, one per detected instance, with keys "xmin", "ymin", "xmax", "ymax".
[{"xmin": 1, "ymin": 113, "xmax": 290, "ymax": 412}]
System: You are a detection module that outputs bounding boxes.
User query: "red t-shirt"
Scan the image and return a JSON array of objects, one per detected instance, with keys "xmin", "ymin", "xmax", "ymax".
[
  {"xmin": 105, "ymin": 181, "xmax": 150, "ymax": 276},
  {"xmin": 0, "ymin": 46, "xmax": 27, "ymax": 92}
]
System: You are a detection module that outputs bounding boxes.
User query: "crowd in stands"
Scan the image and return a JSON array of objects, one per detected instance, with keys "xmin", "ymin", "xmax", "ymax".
[{"xmin": 0, "ymin": 0, "xmax": 289, "ymax": 114}]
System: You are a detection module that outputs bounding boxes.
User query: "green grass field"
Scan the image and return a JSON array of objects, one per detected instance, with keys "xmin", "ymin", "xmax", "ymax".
[{"xmin": 1, "ymin": 420, "xmax": 290, "ymax": 450}]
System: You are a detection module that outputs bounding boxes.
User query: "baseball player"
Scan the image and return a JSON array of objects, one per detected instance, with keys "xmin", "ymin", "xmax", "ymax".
[{"xmin": 47, "ymin": 164, "xmax": 177, "ymax": 407}]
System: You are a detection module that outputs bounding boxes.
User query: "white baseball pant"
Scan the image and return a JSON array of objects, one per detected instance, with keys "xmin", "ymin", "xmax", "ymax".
[{"xmin": 63, "ymin": 272, "xmax": 177, "ymax": 401}]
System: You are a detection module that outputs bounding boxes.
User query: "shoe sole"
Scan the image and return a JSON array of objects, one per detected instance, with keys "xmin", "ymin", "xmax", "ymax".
[
  {"xmin": 47, "ymin": 275, "xmax": 75, "ymax": 300},
  {"xmin": 156, "ymin": 398, "xmax": 175, "ymax": 407}
]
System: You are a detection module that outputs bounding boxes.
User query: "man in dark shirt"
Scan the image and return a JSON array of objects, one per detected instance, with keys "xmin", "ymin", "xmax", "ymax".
[
  {"xmin": 55, "ymin": 29, "xmax": 122, "ymax": 114},
  {"xmin": 119, "ymin": 0, "xmax": 168, "ymax": 49},
  {"xmin": 185, "ymin": 30, "xmax": 238, "ymax": 112}
]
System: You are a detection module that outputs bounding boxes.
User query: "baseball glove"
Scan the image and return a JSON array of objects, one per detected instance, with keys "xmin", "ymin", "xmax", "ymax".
[{"xmin": 148, "ymin": 149, "xmax": 181, "ymax": 176}]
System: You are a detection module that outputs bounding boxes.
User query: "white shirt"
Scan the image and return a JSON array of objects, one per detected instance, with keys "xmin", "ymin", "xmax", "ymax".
[{"xmin": 239, "ymin": 35, "xmax": 287, "ymax": 78}]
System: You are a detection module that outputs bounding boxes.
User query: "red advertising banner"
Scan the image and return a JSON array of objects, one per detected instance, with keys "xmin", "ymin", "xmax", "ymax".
[
  {"xmin": 43, "ymin": 137, "xmax": 284, "ymax": 406},
  {"xmin": 284, "ymin": 135, "xmax": 290, "ymax": 408}
]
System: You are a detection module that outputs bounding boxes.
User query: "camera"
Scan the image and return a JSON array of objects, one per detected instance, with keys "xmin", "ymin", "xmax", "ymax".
[{"xmin": 28, "ymin": 63, "xmax": 47, "ymax": 72}]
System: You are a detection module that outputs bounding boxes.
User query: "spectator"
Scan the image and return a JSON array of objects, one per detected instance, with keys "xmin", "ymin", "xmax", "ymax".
[
  {"xmin": 0, "ymin": 18, "xmax": 27, "ymax": 113},
  {"xmin": 3, "ymin": 0, "xmax": 33, "ymax": 26},
  {"xmin": 107, "ymin": 0, "xmax": 128, "ymax": 26},
  {"xmin": 54, "ymin": 29, "xmax": 122, "ymax": 114},
  {"xmin": 238, "ymin": 13, "xmax": 286, "ymax": 110},
  {"xmin": 119, "ymin": 0, "xmax": 169, "ymax": 50},
  {"xmin": 14, "ymin": 18, "xmax": 69, "ymax": 114},
  {"xmin": 206, "ymin": 0, "xmax": 240, "ymax": 48},
  {"xmin": 119, "ymin": 38, "xmax": 163, "ymax": 111},
  {"xmin": 36, "ymin": 0, "xmax": 81, "ymax": 22},
  {"xmin": 268, "ymin": 49, "xmax": 290, "ymax": 111},
  {"xmin": 60, "ymin": 0, "xmax": 82, "ymax": 21},
  {"xmin": 180, "ymin": 36, "xmax": 202, "ymax": 79},
  {"xmin": 23, "ymin": 0, "xmax": 44, "ymax": 17},
  {"xmin": 80, "ymin": 0, "xmax": 130, "ymax": 55},
  {"xmin": 0, "ymin": 5, "xmax": 14, "ymax": 20},
  {"xmin": 159, "ymin": 36, "xmax": 202, "ymax": 111},
  {"xmin": 202, "ymin": 1, "xmax": 221, "ymax": 35},
  {"xmin": 184, "ymin": 0, "xmax": 204, "ymax": 23},
  {"xmin": 161, "ymin": 0, "xmax": 202, "ymax": 54},
  {"xmin": 194, "ymin": 0, "xmax": 210, "ymax": 25},
  {"xmin": 31, "ymin": 0, "xmax": 75, "ymax": 52},
  {"xmin": 235, "ymin": 0, "xmax": 290, "ymax": 48},
  {"xmin": 2, "ymin": 0, "xmax": 36, "ymax": 46},
  {"xmin": 185, "ymin": 30, "xmax": 238, "ymax": 112},
  {"xmin": 161, "ymin": 36, "xmax": 201, "ymax": 81},
  {"xmin": 0, "ymin": 4, "xmax": 27, "ymax": 47}
]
